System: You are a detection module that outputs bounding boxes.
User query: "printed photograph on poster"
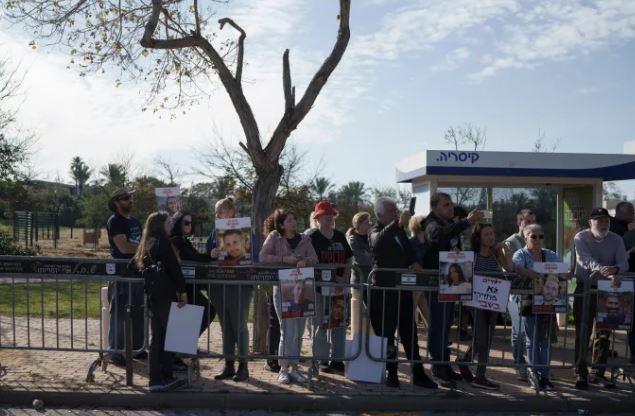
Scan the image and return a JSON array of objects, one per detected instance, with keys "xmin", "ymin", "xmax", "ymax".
[
  {"xmin": 155, "ymin": 187, "xmax": 181, "ymax": 215},
  {"xmin": 321, "ymin": 295, "xmax": 347, "ymax": 329},
  {"xmin": 278, "ymin": 268, "xmax": 316, "ymax": 319},
  {"xmin": 438, "ymin": 251, "xmax": 474, "ymax": 302},
  {"xmin": 215, "ymin": 217, "xmax": 252, "ymax": 266},
  {"xmin": 596, "ymin": 279, "xmax": 634, "ymax": 330},
  {"xmin": 532, "ymin": 262, "xmax": 569, "ymax": 314}
]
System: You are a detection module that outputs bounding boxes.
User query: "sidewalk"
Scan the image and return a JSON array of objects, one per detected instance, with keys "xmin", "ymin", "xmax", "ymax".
[{"xmin": 1, "ymin": 317, "xmax": 634, "ymax": 412}]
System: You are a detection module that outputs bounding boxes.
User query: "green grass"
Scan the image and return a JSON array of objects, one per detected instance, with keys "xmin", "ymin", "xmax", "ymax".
[{"xmin": 0, "ymin": 280, "xmax": 106, "ymax": 319}]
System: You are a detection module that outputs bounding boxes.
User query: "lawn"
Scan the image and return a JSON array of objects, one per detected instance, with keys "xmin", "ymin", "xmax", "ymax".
[{"xmin": 0, "ymin": 280, "xmax": 106, "ymax": 319}]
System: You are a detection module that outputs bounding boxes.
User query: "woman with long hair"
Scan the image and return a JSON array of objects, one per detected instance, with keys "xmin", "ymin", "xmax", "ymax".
[
  {"xmin": 169, "ymin": 211, "xmax": 215, "ymax": 336},
  {"xmin": 260, "ymin": 208, "xmax": 318, "ymax": 384},
  {"xmin": 132, "ymin": 212, "xmax": 188, "ymax": 392},
  {"xmin": 346, "ymin": 211, "xmax": 373, "ymax": 335},
  {"xmin": 262, "ymin": 213, "xmax": 281, "ymax": 373},
  {"xmin": 457, "ymin": 222, "xmax": 512, "ymax": 390}
]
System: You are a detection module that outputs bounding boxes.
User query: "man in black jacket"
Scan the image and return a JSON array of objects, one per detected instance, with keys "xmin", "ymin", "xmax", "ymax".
[
  {"xmin": 422, "ymin": 192, "xmax": 482, "ymax": 387},
  {"xmin": 369, "ymin": 196, "xmax": 437, "ymax": 389}
]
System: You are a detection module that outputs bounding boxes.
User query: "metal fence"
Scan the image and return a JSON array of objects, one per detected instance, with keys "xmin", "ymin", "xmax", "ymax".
[{"xmin": 1, "ymin": 255, "xmax": 634, "ymax": 392}]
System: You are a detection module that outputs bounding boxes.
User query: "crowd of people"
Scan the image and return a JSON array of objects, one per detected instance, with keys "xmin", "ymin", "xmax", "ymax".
[{"xmin": 104, "ymin": 187, "xmax": 635, "ymax": 393}]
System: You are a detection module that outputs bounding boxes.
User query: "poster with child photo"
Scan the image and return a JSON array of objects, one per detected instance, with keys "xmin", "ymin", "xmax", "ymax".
[{"xmin": 215, "ymin": 217, "xmax": 252, "ymax": 266}]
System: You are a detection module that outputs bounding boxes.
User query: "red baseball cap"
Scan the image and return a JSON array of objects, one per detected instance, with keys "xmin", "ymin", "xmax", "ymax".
[{"xmin": 313, "ymin": 200, "xmax": 339, "ymax": 218}]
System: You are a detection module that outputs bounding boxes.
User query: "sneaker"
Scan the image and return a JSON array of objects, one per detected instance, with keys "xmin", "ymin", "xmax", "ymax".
[
  {"xmin": 447, "ymin": 368, "xmax": 462, "ymax": 381},
  {"xmin": 149, "ymin": 378, "xmax": 185, "ymax": 392},
  {"xmin": 575, "ymin": 375, "xmax": 589, "ymax": 390},
  {"xmin": 289, "ymin": 369, "xmax": 307, "ymax": 383},
  {"xmin": 278, "ymin": 370, "xmax": 291, "ymax": 384},
  {"xmin": 590, "ymin": 374, "xmax": 616, "ymax": 389},
  {"xmin": 109, "ymin": 354, "xmax": 127, "ymax": 367},
  {"xmin": 434, "ymin": 370, "xmax": 457, "ymax": 389},
  {"xmin": 264, "ymin": 361, "xmax": 281, "ymax": 373},
  {"xmin": 472, "ymin": 376, "xmax": 500, "ymax": 390},
  {"xmin": 457, "ymin": 363, "xmax": 474, "ymax": 382},
  {"xmin": 539, "ymin": 377, "xmax": 555, "ymax": 391}
]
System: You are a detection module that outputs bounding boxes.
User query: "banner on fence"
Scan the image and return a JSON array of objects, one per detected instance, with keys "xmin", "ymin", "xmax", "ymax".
[
  {"xmin": 596, "ymin": 279, "xmax": 634, "ymax": 330},
  {"xmin": 439, "ymin": 251, "xmax": 474, "ymax": 302},
  {"xmin": 464, "ymin": 274, "xmax": 510, "ymax": 312},
  {"xmin": 532, "ymin": 262, "xmax": 569, "ymax": 314},
  {"xmin": 215, "ymin": 217, "xmax": 252, "ymax": 266},
  {"xmin": 155, "ymin": 187, "xmax": 181, "ymax": 215},
  {"xmin": 279, "ymin": 267, "xmax": 316, "ymax": 319}
]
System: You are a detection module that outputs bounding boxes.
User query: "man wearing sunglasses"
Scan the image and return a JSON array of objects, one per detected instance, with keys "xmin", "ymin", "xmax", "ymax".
[
  {"xmin": 106, "ymin": 188, "xmax": 144, "ymax": 366},
  {"xmin": 573, "ymin": 207, "xmax": 628, "ymax": 390}
]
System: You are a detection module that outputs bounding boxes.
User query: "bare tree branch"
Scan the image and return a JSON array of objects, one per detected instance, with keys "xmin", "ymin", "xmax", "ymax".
[
  {"xmin": 218, "ymin": 17, "xmax": 246, "ymax": 83},
  {"xmin": 193, "ymin": 0, "xmax": 201, "ymax": 35},
  {"xmin": 282, "ymin": 49, "xmax": 294, "ymax": 114},
  {"xmin": 265, "ymin": 0, "xmax": 351, "ymax": 166}
]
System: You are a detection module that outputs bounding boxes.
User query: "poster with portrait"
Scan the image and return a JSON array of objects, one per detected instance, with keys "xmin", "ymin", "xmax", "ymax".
[
  {"xmin": 155, "ymin": 187, "xmax": 181, "ymax": 216},
  {"xmin": 439, "ymin": 251, "xmax": 474, "ymax": 302},
  {"xmin": 532, "ymin": 262, "xmax": 569, "ymax": 314},
  {"xmin": 320, "ymin": 295, "xmax": 348, "ymax": 329},
  {"xmin": 596, "ymin": 279, "xmax": 634, "ymax": 330},
  {"xmin": 278, "ymin": 267, "xmax": 316, "ymax": 319},
  {"xmin": 215, "ymin": 217, "xmax": 252, "ymax": 266}
]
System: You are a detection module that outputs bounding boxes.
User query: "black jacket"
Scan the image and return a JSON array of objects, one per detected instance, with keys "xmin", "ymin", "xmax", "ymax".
[
  {"xmin": 610, "ymin": 217, "xmax": 629, "ymax": 237},
  {"xmin": 421, "ymin": 212, "xmax": 470, "ymax": 269},
  {"xmin": 369, "ymin": 220, "xmax": 414, "ymax": 286},
  {"xmin": 148, "ymin": 236, "xmax": 187, "ymax": 296},
  {"xmin": 170, "ymin": 236, "xmax": 212, "ymax": 263}
]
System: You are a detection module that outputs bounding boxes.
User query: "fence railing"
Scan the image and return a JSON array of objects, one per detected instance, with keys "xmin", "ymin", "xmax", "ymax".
[{"xmin": 1, "ymin": 255, "xmax": 634, "ymax": 392}]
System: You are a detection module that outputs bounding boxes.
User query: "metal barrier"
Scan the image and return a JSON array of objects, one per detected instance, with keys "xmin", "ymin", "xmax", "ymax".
[
  {"xmin": 2, "ymin": 255, "xmax": 633, "ymax": 392},
  {"xmin": 364, "ymin": 268, "xmax": 635, "ymax": 392}
]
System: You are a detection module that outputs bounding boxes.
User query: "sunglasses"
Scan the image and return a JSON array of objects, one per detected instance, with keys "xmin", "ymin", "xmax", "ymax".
[
  {"xmin": 530, "ymin": 234, "xmax": 545, "ymax": 240},
  {"xmin": 183, "ymin": 221, "xmax": 192, "ymax": 226},
  {"xmin": 117, "ymin": 195, "xmax": 131, "ymax": 202}
]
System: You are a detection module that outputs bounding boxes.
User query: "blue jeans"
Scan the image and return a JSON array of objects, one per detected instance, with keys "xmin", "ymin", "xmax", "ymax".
[
  {"xmin": 427, "ymin": 292, "xmax": 454, "ymax": 372},
  {"xmin": 523, "ymin": 314, "xmax": 552, "ymax": 379},
  {"xmin": 507, "ymin": 295, "xmax": 526, "ymax": 364}
]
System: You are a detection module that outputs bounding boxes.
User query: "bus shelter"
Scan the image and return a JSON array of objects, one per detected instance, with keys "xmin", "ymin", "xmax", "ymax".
[{"xmin": 396, "ymin": 150, "xmax": 635, "ymax": 259}]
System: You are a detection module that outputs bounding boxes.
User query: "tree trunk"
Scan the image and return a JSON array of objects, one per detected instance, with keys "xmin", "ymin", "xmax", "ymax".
[{"xmin": 251, "ymin": 164, "xmax": 283, "ymax": 354}]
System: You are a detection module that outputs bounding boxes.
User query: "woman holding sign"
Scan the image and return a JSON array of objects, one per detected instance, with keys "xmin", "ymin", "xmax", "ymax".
[
  {"xmin": 457, "ymin": 223, "xmax": 512, "ymax": 390},
  {"xmin": 260, "ymin": 209, "xmax": 318, "ymax": 384},
  {"xmin": 132, "ymin": 212, "xmax": 188, "ymax": 392},
  {"xmin": 512, "ymin": 224, "xmax": 562, "ymax": 391}
]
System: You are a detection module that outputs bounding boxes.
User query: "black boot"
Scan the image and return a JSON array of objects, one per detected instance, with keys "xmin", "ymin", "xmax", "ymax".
[
  {"xmin": 413, "ymin": 364, "xmax": 438, "ymax": 389},
  {"xmin": 214, "ymin": 360, "xmax": 235, "ymax": 380},
  {"xmin": 386, "ymin": 363, "xmax": 400, "ymax": 388},
  {"xmin": 233, "ymin": 360, "xmax": 249, "ymax": 382}
]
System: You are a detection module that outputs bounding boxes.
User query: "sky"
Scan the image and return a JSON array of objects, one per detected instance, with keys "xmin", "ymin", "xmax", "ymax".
[{"xmin": 1, "ymin": 0, "xmax": 635, "ymax": 198}]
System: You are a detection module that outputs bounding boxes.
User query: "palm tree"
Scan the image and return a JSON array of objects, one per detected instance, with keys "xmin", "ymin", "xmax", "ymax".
[
  {"xmin": 69, "ymin": 156, "xmax": 92, "ymax": 196},
  {"xmin": 310, "ymin": 177, "xmax": 334, "ymax": 201},
  {"xmin": 99, "ymin": 163, "xmax": 127, "ymax": 188},
  {"xmin": 337, "ymin": 181, "xmax": 368, "ymax": 211}
]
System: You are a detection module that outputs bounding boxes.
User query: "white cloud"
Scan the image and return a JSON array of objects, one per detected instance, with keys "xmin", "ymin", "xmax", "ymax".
[{"xmin": 430, "ymin": 47, "xmax": 471, "ymax": 72}]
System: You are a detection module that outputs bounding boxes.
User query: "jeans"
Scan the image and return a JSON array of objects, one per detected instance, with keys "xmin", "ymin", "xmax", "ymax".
[
  {"xmin": 507, "ymin": 295, "xmax": 526, "ymax": 365},
  {"xmin": 573, "ymin": 290, "xmax": 611, "ymax": 377},
  {"xmin": 461, "ymin": 309, "xmax": 497, "ymax": 378},
  {"xmin": 210, "ymin": 284, "xmax": 253, "ymax": 361},
  {"xmin": 273, "ymin": 286, "xmax": 306, "ymax": 369},
  {"xmin": 267, "ymin": 290, "xmax": 281, "ymax": 365},
  {"xmin": 312, "ymin": 293, "xmax": 346, "ymax": 364},
  {"xmin": 108, "ymin": 281, "xmax": 145, "ymax": 360},
  {"xmin": 523, "ymin": 314, "xmax": 552, "ymax": 379},
  {"xmin": 148, "ymin": 292, "xmax": 175, "ymax": 385},
  {"xmin": 427, "ymin": 291, "xmax": 454, "ymax": 373}
]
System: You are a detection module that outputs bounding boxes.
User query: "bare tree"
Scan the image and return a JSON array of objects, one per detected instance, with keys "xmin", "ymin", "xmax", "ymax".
[
  {"xmin": 6, "ymin": 0, "xmax": 352, "ymax": 250},
  {"xmin": 532, "ymin": 129, "xmax": 560, "ymax": 153},
  {"xmin": 154, "ymin": 156, "xmax": 182, "ymax": 186},
  {"xmin": 443, "ymin": 124, "xmax": 487, "ymax": 206}
]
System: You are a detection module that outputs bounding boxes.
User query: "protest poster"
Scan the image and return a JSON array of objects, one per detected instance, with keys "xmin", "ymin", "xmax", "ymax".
[
  {"xmin": 465, "ymin": 274, "xmax": 511, "ymax": 312},
  {"xmin": 155, "ymin": 187, "xmax": 181, "ymax": 215},
  {"xmin": 278, "ymin": 268, "xmax": 316, "ymax": 319},
  {"xmin": 215, "ymin": 217, "xmax": 252, "ymax": 266},
  {"xmin": 320, "ymin": 295, "xmax": 348, "ymax": 329},
  {"xmin": 164, "ymin": 303, "xmax": 204, "ymax": 355},
  {"xmin": 439, "ymin": 251, "xmax": 474, "ymax": 302},
  {"xmin": 596, "ymin": 279, "xmax": 634, "ymax": 330},
  {"xmin": 532, "ymin": 262, "xmax": 569, "ymax": 314}
]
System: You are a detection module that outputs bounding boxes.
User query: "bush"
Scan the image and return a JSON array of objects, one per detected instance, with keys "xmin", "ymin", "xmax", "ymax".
[{"xmin": 0, "ymin": 232, "xmax": 37, "ymax": 255}]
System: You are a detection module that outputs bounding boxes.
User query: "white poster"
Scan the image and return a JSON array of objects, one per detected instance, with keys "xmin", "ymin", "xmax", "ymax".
[
  {"xmin": 532, "ymin": 262, "xmax": 569, "ymax": 314},
  {"xmin": 345, "ymin": 335, "xmax": 388, "ymax": 384},
  {"xmin": 278, "ymin": 268, "xmax": 316, "ymax": 319},
  {"xmin": 439, "ymin": 251, "xmax": 474, "ymax": 302},
  {"xmin": 164, "ymin": 303, "xmax": 204, "ymax": 355},
  {"xmin": 464, "ymin": 274, "xmax": 511, "ymax": 312},
  {"xmin": 215, "ymin": 217, "xmax": 252, "ymax": 266},
  {"xmin": 155, "ymin": 187, "xmax": 181, "ymax": 215}
]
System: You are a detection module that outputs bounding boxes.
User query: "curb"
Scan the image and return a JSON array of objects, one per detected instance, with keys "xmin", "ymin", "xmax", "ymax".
[{"xmin": 2, "ymin": 390, "xmax": 635, "ymax": 412}]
